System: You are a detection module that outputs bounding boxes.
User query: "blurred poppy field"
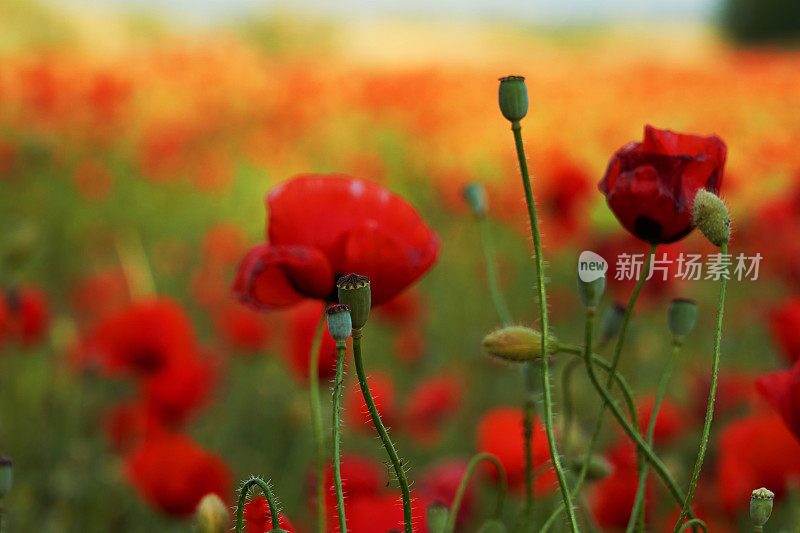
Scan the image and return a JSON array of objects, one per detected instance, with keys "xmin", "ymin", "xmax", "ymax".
[{"xmin": 3, "ymin": 0, "xmax": 800, "ymax": 531}]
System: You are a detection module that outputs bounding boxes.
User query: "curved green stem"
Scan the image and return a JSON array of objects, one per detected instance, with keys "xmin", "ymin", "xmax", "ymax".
[
  {"xmin": 627, "ymin": 340, "xmax": 682, "ymax": 533},
  {"xmin": 678, "ymin": 519, "xmax": 708, "ymax": 533},
  {"xmin": 511, "ymin": 120, "xmax": 578, "ymax": 532},
  {"xmin": 352, "ymin": 332, "xmax": 413, "ymax": 533},
  {"xmin": 523, "ymin": 369, "xmax": 537, "ymax": 525},
  {"xmin": 444, "ymin": 453, "xmax": 507, "ymax": 533},
  {"xmin": 476, "ymin": 214, "xmax": 513, "ymax": 326},
  {"xmin": 672, "ymin": 242, "xmax": 729, "ymax": 532},
  {"xmin": 332, "ymin": 342, "xmax": 347, "ymax": 533},
  {"xmin": 235, "ymin": 477, "xmax": 281, "ymax": 532},
  {"xmin": 308, "ymin": 309, "xmax": 327, "ymax": 533}
]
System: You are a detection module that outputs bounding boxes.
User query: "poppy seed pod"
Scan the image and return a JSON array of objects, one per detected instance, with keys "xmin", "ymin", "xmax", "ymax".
[
  {"xmin": 668, "ymin": 298, "xmax": 698, "ymax": 340},
  {"xmin": 600, "ymin": 304, "xmax": 626, "ymax": 343},
  {"xmin": 336, "ymin": 274, "xmax": 371, "ymax": 330},
  {"xmin": 750, "ymin": 487, "xmax": 774, "ymax": 528},
  {"xmin": 463, "ymin": 182, "xmax": 488, "ymax": 217},
  {"xmin": 195, "ymin": 493, "xmax": 228, "ymax": 533},
  {"xmin": 0, "ymin": 455, "xmax": 12, "ymax": 498},
  {"xmin": 482, "ymin": 326, "xmax": 558, "ymax": 363},
  {"xmin": 326, "ymin": 304, "xmax": 352, "ymax": 342},
  {"xmin": 578, "ymin": 274, "xmax": 605, "ymax": 309},
  {"xmin": 498, "ymin": 76, "xmax": 528, "ymax": 123},
  {"xmin": 426, "ymin": 502, "xmax": 448, "ymax": 533},
  {"xmin": 693, "ymin": 189, "xmax": 731, "ymax": 247}
]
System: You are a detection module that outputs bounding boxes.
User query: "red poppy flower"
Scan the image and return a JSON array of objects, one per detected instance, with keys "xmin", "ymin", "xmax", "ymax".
[
  {"xmin": 214, "ymin": 303, "xmax": 272, "ymax": 353},
  {"xmin": 344, "ymin": 491, "xmax": 429, "ymax": 533},
  {"xmin": 319, "ymin": 454, "xmax": 384, "ymax": 526},
  {"xmin": 475, "ymin": 407, "xmax": 555, "ymax": 495},
  {"xmin": 87, "ymin": 297, "xmax": 196, "ymax": 377},
  {"xmin": 5, "ymin": 286, "xmax": 50, "ymax": 346},
  {"xmin": 233, "ymin": 175, "xmax": 440, "ymax": 309},
  {"xmin": 141, "ymin": 355, "xmax": 216, "ymax": 427},
  {"xmin": 345, "ymin": 372, "xmax": 396, "ymax": 431},
  {"xmin": 716, "ymin": 413, "xmax": 800, "ymax": 512},
  {"xmin": 125, "ymin": 432, "xmax": 232, "ymax": 517},
  {"xmin": 244, "ymin": 495, "xmax": 296, "ymax": 533},
  {"xmin": 405, "ymin": 375, "xmax": 463, "ymax": 444},
  {"xmin": 691, "ymin": 371, "xmax": 754, "ymax": 422},
  {"xmin": 634, "ymin": 396, "xmax": 687, "ymax": 446},
  {"xmin": 756, "ymin": 363, "xmax": 800, "ymax": 440},
  {"xmin": 69, "ymin": 269, "xmax": 130, "ymax": 324},
  {"xmin": 768, "ymin": 297, "xmax": 800, "ymax": 363},
  {"xmin": 104, "ymin": 402, "xmax": 155, "ymax": 451},
  {"xmin": 598, "ymin": 125, "xmax": 726, "ymax": 244},
  {"xmin": 375, "ymin": 290, "xmax": 425, "ymax": 325},
  {"xmin": 418, "ymin": 460, "xmax": 473, "ymax": 526},
  {"xmin": 590, "ymin": 441, "xmax": 654, "ymax": 529},
  {"xmin": 286, "ymin": 300, "xmax": 337, "ymax": 383}
]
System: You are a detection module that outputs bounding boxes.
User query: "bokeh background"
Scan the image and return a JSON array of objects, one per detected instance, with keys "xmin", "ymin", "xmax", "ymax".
[{"xmin": 2, "ymin": 0, "xmax": 800, "ymax": 531}]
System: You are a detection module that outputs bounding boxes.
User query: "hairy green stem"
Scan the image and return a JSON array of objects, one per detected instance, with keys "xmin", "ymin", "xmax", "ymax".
[
  {"xmin": 445, "ymin": 453, "xmax": 507, "ymax": 533},
  {"xmin": 672, "ymin": 242, "xmax": 729, "ymax": 532},
  {"xmin": 308, "ymin": 309, "xmax": 327, "ymax": 533},
  {"xmin": 352, "ymin": 332, "xmax": 413, "ymax": 533},
  {"xmin": 678, "ymin": 519, "xmax": 708, "ymax": 533},
  {"xmin": 332, "ymin": 342, "xmax": 347, "ymax": 533},
  {"xmin": 627, "ymin": 340, "xmax": 682, "ymax": 533},
  {"xmin": 511, "ymin": 120, "xmax": 578, "ymax": 532},
  {"xmin": 236, "ymin": 477, "xmax": 281, "ymax": 532},
  {"xmin": 477, "ymin": 214, "xmax": 513, "ymax": 326}
]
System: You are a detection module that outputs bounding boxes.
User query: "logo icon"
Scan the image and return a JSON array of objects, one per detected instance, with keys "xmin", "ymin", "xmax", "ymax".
[{"xmin": 578, "ymin": 251, "xmax": 608, "ymax": 282}]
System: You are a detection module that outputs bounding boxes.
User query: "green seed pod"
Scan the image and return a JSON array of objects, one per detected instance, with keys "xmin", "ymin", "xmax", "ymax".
[
  {"xmin": 326, "ymin": 304, "xmax": 352, "ymax": 342},
  {"xmin": 600, "ymin": 304, "xmax": 626, "ymax": 343},
  {"xmin": 426, "ymin": 502, "xmax": 448, "ymax": 533},
  {"xmin": 476, "ymin": 519, "xmax": 508, "ymax": 533},
  {"xmin": 463, "ymin": 182, "xmax": 488, "ymax": 217},
  {"xmin": 337, "ymin": 274, "xmax": 371, "ymax": 330},
  {"xmin": 693, "ymin": 189, "xmax": 731, "ymax": 247},
  {"xmin": 482, "ymin": 326, "xmax": 558, "ymax": 363},
  {"xmin": 750, "ymin": 487, "xmax": 774, "ymax": 528},
  {"xmin": 564, "ymin": 454, "xmax": 613, "ymax": 481},
  {"xmin": 668, "ymin": 298, "xmax": 698, "ymax": 340},
  {"xmin": 577, "ymin": 274, "xmax": 605, "ymax": 309},
  {"xmin": 0, "ymin": 455, "xmax": 12, "ymax": 498},
  {"xmin": 196, "ymin": 493, "xmax": 228, "ymax": 533},
  {"xmin": 498, "ymin": 76, "xmax": 528, "ymax": 123}
]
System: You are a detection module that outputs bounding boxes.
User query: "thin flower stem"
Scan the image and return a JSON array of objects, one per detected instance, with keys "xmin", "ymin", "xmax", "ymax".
[
  {"xmin": 308, "ymin": 309, "xmax": 327, "ymax": 533},
  {"xmin": 444, "ymin": 453, "xmax": 507, "ymax": 533},
  {"xmin": 673, "ymin": 242, "xmax": 729, "ymax": 533},
  {"xmin": 476, "ymin": 214, "xmax": 513, "ymax": 326},
  {"xmin": 561, "ymin": 359, "xmax": 583, "ymax": 451},
  {"xmin": 511, "ymin": 120, "xmax": 578, "ymax": 533},
  {"xmin": 332, "ymin": 342, "xmax": 347, "ymax": 533},
  {"xmin": 352, "ymin": 333, "xmax": 413, "ymax": 533},
  {"xmin": 678, "ymin": 519, "xmax": 708, "ymax": 533},
  {"xmin": 235, "ymin": 477, "xmax": 281, "ymax": 532},
  {"xmin": 627, "ymin": 340, "xmax": 682, "ymax": 533},
  {"xmin": 523, "ymin": 371, "xmax": 537, "ymax": 526}
]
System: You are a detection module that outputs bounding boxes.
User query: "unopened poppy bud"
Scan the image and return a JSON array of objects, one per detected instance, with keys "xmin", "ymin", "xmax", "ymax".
[
  {"xmin": 600, "ymin": 304, "xmax": 626, "ymax": 343},
  {"xmin": 463, "ymin": 182, "xmax": 488, "ymax": 217},
  {"xmin": 498, "ymin": 76, "xmax": 528, "ymax": 123},
  {"xmin": 565, "ymin": 455, "xmax": 612, "ymax": 481},
  {"xmin": 326, "ymin": 304, "xmax": 352, "ymax": 342},
  {"xmin": 693, "ymin": 189, "xmax": 731, "ymax": 247},
  {"xmin": 0, "ymin": 455, "xmax": 12, "ymax": 498},
  {"xmin": 750, "ymin": 487, "xmax": 774, "ymax": 529},
  {"xmin": 477, "ymin": 519, "xmax": 507, "ymax": 533},
  {"xmin": 668, "ymin": 298, "xmax": 698, "ymax": 341},
  {"xmin": 426, "ymin": 502, "xmax": 448, "ymax": 533},
  {"xmin": 195, "ymin": 493, "xmax": 228, "ymax": 533},
  {"xmin": 337, "ymin": 274, "xmax": 371, "ymax": 331},
  {"xmin": 577, "ymin": 275, "xmax": 605, "ymax": 309},
  {"xmin": 482, "ymin": 326, "xmax": 558, "ymax": 363}
]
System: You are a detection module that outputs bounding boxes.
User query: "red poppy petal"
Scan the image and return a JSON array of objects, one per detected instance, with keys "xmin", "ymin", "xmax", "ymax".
[{"xmin": 232, "ymin": 244, "xmax": 334, "ymax": 309}]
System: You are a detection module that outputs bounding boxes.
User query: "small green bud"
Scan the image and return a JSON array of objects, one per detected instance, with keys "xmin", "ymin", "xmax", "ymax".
[
  {"xmin": 498, "ymin": 75, "xmax": 528, "ymax": 123},
  {"xmin": 463, "ymin": 182, "xmax": 488, "ymax": 217},
  {"xmin": 693, "ymin": 189, "xmax": 731, "ymax": 247},
  {"xmin": 564, "ymin": 455, "xmax": 612, "ymax": 481},
  {"xmin": 668, "ymin": 298, "xmax": 698, "ymax": 340},
  {"xmin": 482, "ymin": 326, "xmax": 558, "ymax": 363},
  {"xmin": 577, "ymin": 274, "xmax": 605, "ymax": 309},
  {"xmin": 326, "ymin": 304, "xmax": 352, "ymax": 342},
  {"xmin": 336, "ymin": 274, "xmax": 371, "ymax": 330},
  {"xmin": 426, "ymin": 502, "xmax": 448, "ymax": 533},
  {"xmin": 599, "ymin": 304, "xmax": 626, "ymax": 343},
  {"xmin": 0, "ymin": 455, "xmax": 12, "ymax": 498},
  {"xmin": 750, "ymin": 487, "xmax": 774, "ymax": 528},
  {"xmin": 476, "ymin": 519, "xmax": 508, "ymax": 533},
  {"xmin": 196, "ymin": 493, "xmax": 229, "ymax": 533}
]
